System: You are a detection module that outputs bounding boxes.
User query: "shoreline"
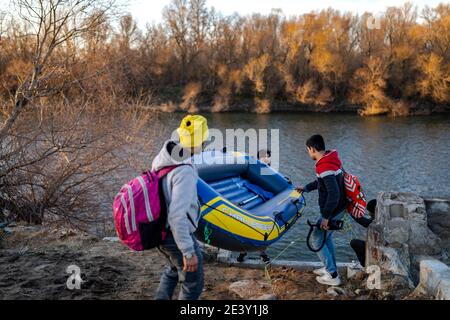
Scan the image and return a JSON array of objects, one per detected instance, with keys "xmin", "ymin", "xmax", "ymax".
[
  {"xmin": 0, "ymin": 223, "xmax": 430, "ymax": 300},
  {"xmin": 144, "ymin": 97, "xmax": 450, "ymax": 116}
]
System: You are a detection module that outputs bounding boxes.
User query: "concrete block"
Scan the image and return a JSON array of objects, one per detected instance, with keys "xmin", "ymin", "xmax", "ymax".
[
  {"xmin": 217, "ymin": 249, "xmax": 232, "ymax": 263},
  {"xmin": 418, "ymin": 259, "xmax": 450, "ymax": 300}
]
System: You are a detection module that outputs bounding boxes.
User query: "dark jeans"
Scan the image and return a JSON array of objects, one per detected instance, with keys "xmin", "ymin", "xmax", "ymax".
[
  {"xmin": 350, "ymin": 239, "xmax": 366, "ymax": 266},
  {"xmin": 350, "ymin": 213, "xmax": 373, "ymax": 267},
  {"xmin": 155, "ymin": 232, "xmax": 204, "ymax": 300}
]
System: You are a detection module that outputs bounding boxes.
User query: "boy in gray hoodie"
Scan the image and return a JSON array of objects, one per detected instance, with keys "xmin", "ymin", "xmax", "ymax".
[{"xmin": 153, "ymin": 115, "xmax": 209, "ymax": 300}]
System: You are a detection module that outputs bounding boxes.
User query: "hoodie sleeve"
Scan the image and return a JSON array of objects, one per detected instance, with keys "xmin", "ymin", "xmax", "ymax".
[
  {"xmin": 304, "ymin": 180, "xmax": 318, "ymax": 193},
  {"xmin": 321, "ymin": 175, "xmax": 340, "ymax": 219},
  {"xmin": 166, "ymin": 166, "xmax": 198, "ymax": 256}
]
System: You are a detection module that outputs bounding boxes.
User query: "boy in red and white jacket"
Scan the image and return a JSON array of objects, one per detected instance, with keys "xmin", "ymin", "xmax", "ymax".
[{"xmin": 297, "ymin": 135, "xmax": 347, "ymax": 286}]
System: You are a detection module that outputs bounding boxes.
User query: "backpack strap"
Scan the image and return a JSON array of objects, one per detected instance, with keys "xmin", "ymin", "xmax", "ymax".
[
  {"xmin": 156, "ymin": 164, "xmax": 192, "ymax": 179},
  {"xmin": 155, "ymin": 163, "xmax": 193, "ymax": 233}
]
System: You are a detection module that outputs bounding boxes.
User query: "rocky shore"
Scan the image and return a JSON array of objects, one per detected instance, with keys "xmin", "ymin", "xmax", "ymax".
[
  {"xmin": 0, "ymin": 222, "xmax": 430, "ymax": 300},
  {"xmin": 1, "ymin": 191, "xmax": 448, "ymax": 300}
]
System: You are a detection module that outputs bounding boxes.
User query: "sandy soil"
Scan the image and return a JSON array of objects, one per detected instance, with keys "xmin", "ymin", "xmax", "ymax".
[{"xmin": 0, "ymin": 224, "xmax": 428, "ymax": 300}]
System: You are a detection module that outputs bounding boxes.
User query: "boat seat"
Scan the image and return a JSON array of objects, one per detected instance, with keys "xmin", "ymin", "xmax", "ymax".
[
  {"xmin": 209, "ymin": 175, "xmax": 273, "ymax": 210},
  {"xmin": 250, "ymin": 189, "xmax": 294, "ymax": 218}
]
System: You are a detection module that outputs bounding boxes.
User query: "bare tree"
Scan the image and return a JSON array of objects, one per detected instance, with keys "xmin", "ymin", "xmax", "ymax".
[
  {"xmin": 118, "ymin": 14, "xmax": 140, "ymax": 50},
  {"xmin": 0, "ymin": 9, "xmax": 7, "ymax": 41},
  {"xmin": 188, "ymin": 0, "xmax": 210, "ymax": 50},
  {"xmin": 0, "ymin": 100, "xmax": 150, "ymax": 227},
  {"xmin": 0, "ymin": 0, "xmax": 116, "ymax": 137},
  {"xmin": 163, "ymin": 0, "xmax": 190, "ymax": 76},
  {"xmin": 0, "ymin": 0, "xmax": 123, "ymax": 227}
]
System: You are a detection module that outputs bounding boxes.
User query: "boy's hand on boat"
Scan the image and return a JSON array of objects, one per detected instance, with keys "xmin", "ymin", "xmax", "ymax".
[
  {"xmin": 183, "ymin": 254, "xmax": 199, "ymax": 272},
  {"xmin": 295, "ymin": 186, "xmax": 304, "ymax": 193},
  {"xmin": 320, "ymin": 219, "xmax": 329, "ymax": 230}
]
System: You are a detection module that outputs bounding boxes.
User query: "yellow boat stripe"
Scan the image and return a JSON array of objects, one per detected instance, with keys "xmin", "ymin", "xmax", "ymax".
[
  {"xmin": 202, "ymin": 196, "xmax": 275, "ymax": 222},
  {"xmin": 201, "ymin": 196, "xmax": 222, "ymax": 210},
  {"xmin": 203, "ymin": 206, "xmax": 280, "ymax": 241},
  {"xmin": 290, "ymin": 190, "xmax": 302, "ymax": 198},
  {"xmin": 277, "ymin": 190, "xmax": 302, "ymax": 205},
  {"xmin": 200, "ymin": 192, "xmax": 305, "ymax": 240}
]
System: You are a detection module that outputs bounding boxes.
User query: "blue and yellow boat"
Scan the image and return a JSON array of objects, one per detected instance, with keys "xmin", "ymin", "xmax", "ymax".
[{"xmin": 194, "ymin": 150, "xmax": 306, "ymax": 252}]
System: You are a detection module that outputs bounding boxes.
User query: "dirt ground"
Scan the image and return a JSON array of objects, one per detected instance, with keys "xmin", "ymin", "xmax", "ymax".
[{"xmin": 0, "ymin": 224, "xmax": 428, "ymax": 300}]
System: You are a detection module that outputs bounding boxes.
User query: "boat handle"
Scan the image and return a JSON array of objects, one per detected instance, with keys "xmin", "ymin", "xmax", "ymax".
[{"xmin": 238, "ymin": 195, "xmax": 260, "ymax": 206}]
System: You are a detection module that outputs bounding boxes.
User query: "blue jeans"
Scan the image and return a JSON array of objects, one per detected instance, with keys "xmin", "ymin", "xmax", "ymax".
[
  {"xmin": 311, "ymin": 211, "xmax": 346, "ymax": 275},
  {"xmin": 155, "ymin": 232, "xmax": 204, "ymax": 300}
]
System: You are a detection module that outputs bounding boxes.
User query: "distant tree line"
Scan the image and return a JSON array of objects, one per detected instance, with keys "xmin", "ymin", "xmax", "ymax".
[{"xmin": 0, "ymin": 0, "xmax": 449, "ymax": 115}]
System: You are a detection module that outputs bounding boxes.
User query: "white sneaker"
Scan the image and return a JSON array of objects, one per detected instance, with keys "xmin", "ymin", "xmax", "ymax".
[
  {"xmin": 316, "ymin": 272, "xmax": 341, "ymax": 286},
  {"xmin": 313, "ymin": 267, "xmax": 327, "ymax": 276}
]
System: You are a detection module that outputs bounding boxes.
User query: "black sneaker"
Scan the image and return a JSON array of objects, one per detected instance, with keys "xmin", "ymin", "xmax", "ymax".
[
  {"xmin": 260, "ymin": 253, "xmax": 270, "ymax": 264},
  {"xmin": 237, "ymin": 252, "xmax": 247, "ymax": 263}
]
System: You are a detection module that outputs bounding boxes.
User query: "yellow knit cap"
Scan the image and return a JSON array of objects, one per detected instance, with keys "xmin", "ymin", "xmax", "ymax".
[{"xmin": 176, "ymin": 115, "xmax": 209, "ymax": 148}]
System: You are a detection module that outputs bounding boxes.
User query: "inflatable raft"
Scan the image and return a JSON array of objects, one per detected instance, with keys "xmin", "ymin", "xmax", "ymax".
[{"xmin": 194, "ymin": 151, "xmax": 306, "ymax": 252}]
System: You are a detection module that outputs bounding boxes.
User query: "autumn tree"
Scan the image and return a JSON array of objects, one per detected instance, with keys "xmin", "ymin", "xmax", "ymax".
[
  {"xmin": 416, "ymin": 53, "xmax": 450, "ymax": 103},
  {"xmin": 1, "ymin": 0, "xmax": 449, "ymax": 115},
  {"xmin": 351, "ymin": 57, "xmax": 391, "ymax": 116}
]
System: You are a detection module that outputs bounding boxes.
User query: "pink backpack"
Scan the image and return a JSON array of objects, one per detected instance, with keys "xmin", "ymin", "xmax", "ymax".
[{"xmin": 113, "ymin": 165, "xmax": 181, "ymax": 251}]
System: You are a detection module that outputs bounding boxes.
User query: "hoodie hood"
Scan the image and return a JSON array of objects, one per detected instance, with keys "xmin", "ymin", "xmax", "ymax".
[
  {"xmin": 315, "ymin": 150, "xmax": 342, "ymax": 178},
  {"xmin": 152, "ymin": 140, "xmax": 192, "ymax": 171}
]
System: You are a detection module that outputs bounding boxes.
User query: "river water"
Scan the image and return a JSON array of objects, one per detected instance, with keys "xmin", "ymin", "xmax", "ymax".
[{"xmin": 123, "ymin": 112, "xmax": 450, "ymax": 262}]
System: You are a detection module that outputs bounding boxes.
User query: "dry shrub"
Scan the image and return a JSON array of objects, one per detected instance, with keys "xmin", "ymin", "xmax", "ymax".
[
  {"xmin": 390, "ymin": 101, "xmax": 411, "ymax": 117},
  {"xmin": 4, "ymin": 59, "xmax": 33, "ymax": 88},
  {"xmin": 230, "ymin": 69, "xmax": 244, "ymax": 94},
  {"xmin": 316, "ymin": 87, "xmax": 333, "ymax": 106},
  {"xmin": 245, "ymin": 54, "xmax": 270, "ymax": 94},
  {"xmin": 277, "ymin": 63, "xmax": 296, "ymax": 100},
  {"xmin": 276, "ymin": 61, "xmax": 333, "ymax": 107},
  {"xmin": 180, "ymin": 82, "xmax": 202, "ymax": 112},
  {"xmin": 358, "ymin": 101, "xmax": 390, "ymax": 116},
  {"xmin": 352, "ymin": 57, "xmax": 391, "ymax": 116},
  {"xmin": 0, "ymin": 100, "xmax": 150, "ymax": 229},
  {"xmin": 254, "ymin": 98, "xmax": 271, "ymax": 114},
  {"xmin": 212, "ymin": 86, "xmax": 231, "ymax": 112},
  {"xmin": 295, "ymin": 79, "xmax": 317, "ymax": 105},
  {"xmin": 416, "ymin": 53, "xmax": 450, "ymax": 104},
  {"xmin": 159, "ymin": 101, "xmax": 178, "ymax": 112},
  {"xmin": 212, "ymin": 65, "xmax": 231, "ymax": 112},
  {"xmin": 0, "ymin": 0, "xmax": 151, "ymax": 231},
  {"xmin": 212, "ymin": 66, "xmax": 244, "ymax": 112}
]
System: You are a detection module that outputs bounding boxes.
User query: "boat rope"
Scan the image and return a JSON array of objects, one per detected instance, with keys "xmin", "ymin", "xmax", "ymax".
[
  {"xmin": 203, "ymin": 222, "xmax": 213, "ymax": 245},
  {"xmin": 263, "ymin": 195, "xmax": 307, "ymax": 281},
  {"xmin": 341, "ymin": 213, "xmax": 358, "ymax": 239},
  {"xmin": 263, "ymin": 232, "xmax": 307, "ymax": 281}
]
